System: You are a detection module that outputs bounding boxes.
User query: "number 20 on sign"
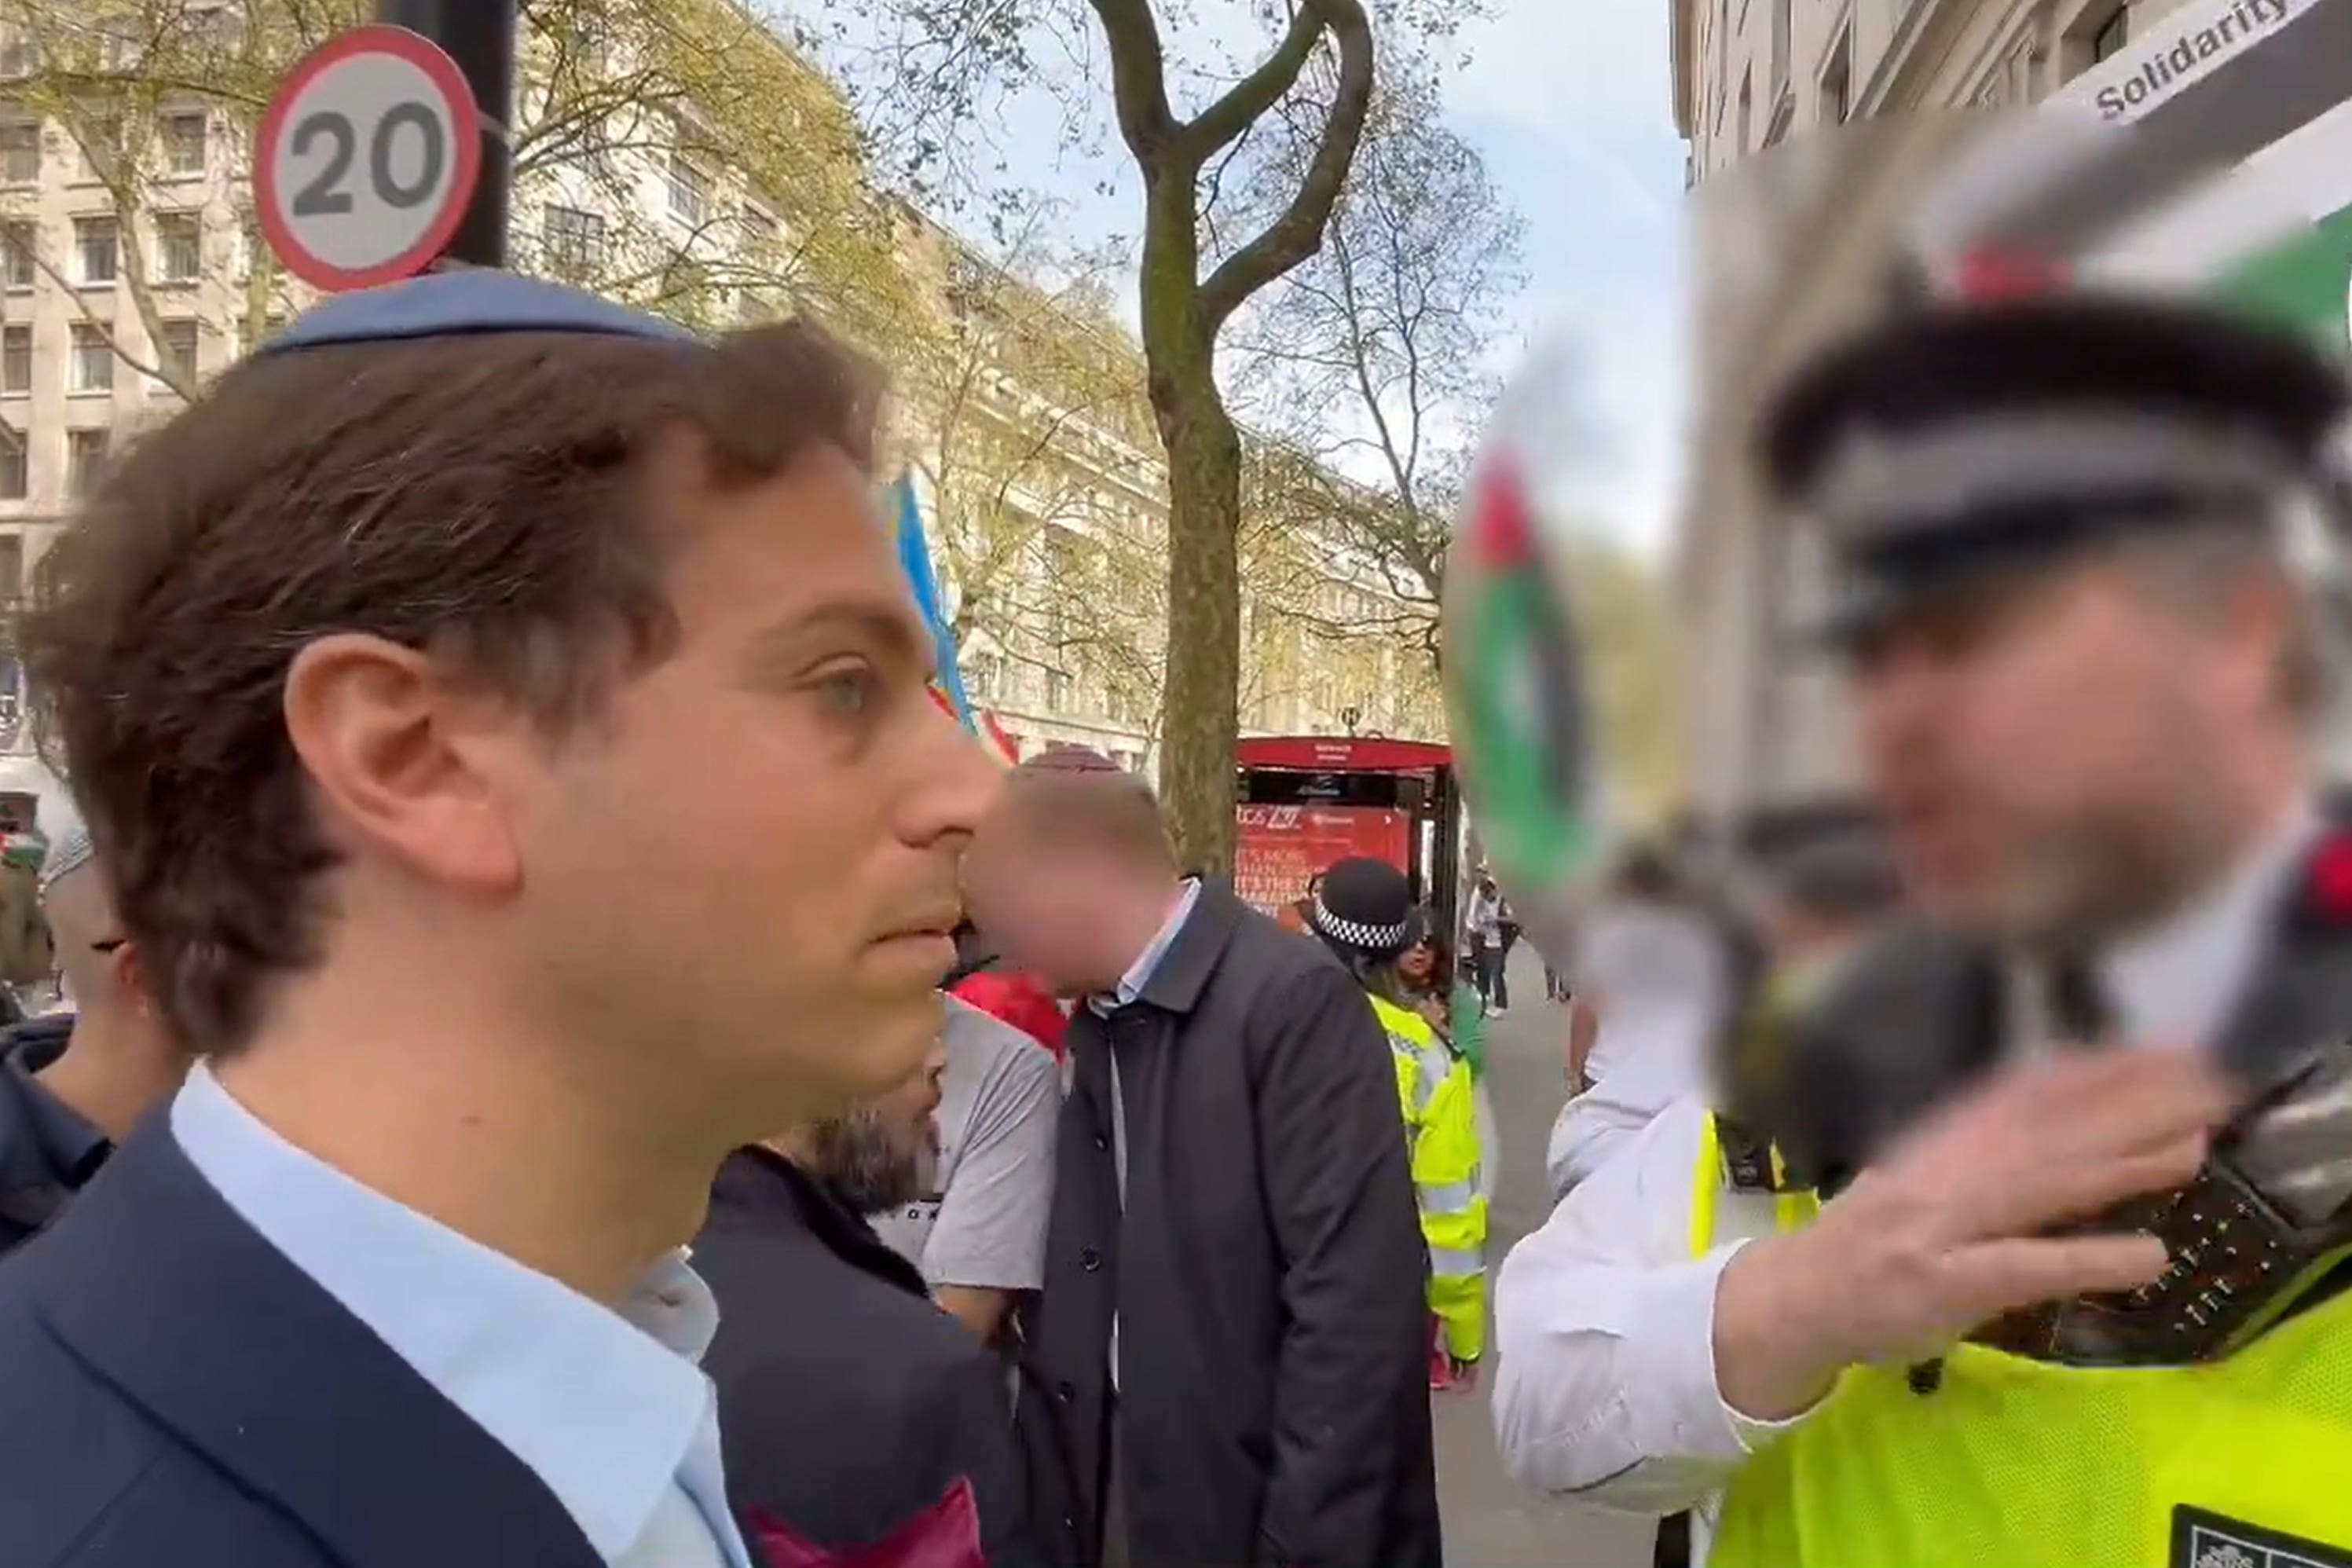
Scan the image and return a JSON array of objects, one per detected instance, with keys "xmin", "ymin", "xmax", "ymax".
[{"xmin": 255, "ymin": 25, "xmax": 482, "ymax": 293}]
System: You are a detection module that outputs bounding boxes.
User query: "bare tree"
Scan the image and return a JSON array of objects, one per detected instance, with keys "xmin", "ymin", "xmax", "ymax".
[
  {"xmin": 826, "ymin": 0, "xmax": 1495, "ymax": 871},
  {"xmin": 1229, "ymin": 55, "xmax": 1522, "ymax": 661}
]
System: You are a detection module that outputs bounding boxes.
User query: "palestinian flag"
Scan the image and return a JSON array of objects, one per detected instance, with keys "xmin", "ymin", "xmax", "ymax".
[{"xmin": 2042, "ymin": 0, "xmax": 2352, "ymax": 350}]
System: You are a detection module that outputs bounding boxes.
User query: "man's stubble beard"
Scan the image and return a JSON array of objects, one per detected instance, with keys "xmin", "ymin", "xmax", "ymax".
[
  {"xmin": 807, "ymin": 1105, "xmax": 925, "ymax": 1215},
  {"xmin": 1975, "ymin": 775, "xmax": 2251, "ymax": 955}
]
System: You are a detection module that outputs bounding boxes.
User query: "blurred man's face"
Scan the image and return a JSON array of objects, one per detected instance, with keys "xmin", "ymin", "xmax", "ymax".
[
  {"xmin": 809, "ymin": 1040, "xmax": 947, "ymax": 1214},
  {"xmin": 503, "ymin": 445, "xmax": 1001, "ymax": 1133},
  {"xmin": 962, "ymin": 815, "xmax": 1126, "ymax": 997},
  {"xmin": 1851, "ymin": 554, "xmax": 2281, "ymax": 945}
]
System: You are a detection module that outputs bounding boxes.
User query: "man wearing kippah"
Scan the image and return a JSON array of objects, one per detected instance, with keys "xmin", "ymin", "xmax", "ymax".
[
  {"xmin": 0, "ymin": 271, "xmax": 999, "ymax": 1566},
  {"xmin": 0, "ymin": 823, "xmax": 189, "ymax": 1255},
  {"xmin": 1496, "ymin": 280, "xmax": 2352, "ymax": 1566}
]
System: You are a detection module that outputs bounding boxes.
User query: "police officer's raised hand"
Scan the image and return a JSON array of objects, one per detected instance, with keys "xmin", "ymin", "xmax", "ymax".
[{"xmin": 1713, "ymin": 1049, "xmax": 2233, "ymax": 1423}]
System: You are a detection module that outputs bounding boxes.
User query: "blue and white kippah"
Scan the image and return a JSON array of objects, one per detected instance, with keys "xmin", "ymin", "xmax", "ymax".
[
  {"xmin": 37, "ymin": 821, "xmax": 93, "ymax": 896},
  {"xmin": 258, "ymin": 270, "xmax": 699, "ymax": 358}
]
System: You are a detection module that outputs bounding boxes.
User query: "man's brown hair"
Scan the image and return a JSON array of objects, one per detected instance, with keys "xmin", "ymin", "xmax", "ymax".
[
  {"xmin": 998, "ymin": 753, "xmax": 1175, "ymax": 874},
  {"xmin": 20, "ymin": 318, "xmax": 881, "ymax": 1057}
]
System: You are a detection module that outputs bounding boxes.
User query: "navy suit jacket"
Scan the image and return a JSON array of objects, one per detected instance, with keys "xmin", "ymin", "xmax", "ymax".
[{"xmin": 0, "ymin": 1118, "xmax": 612, "ymax": 1568}]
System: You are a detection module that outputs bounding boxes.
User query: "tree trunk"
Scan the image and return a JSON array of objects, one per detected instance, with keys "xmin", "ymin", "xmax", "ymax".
[
  {"xmin": 1135, "ymin": 160, "xmax": 1245, "ymax": 876},
  {"xmin": 1156, "ymin": 388, "xmax": 1244, "ymax": 875}
]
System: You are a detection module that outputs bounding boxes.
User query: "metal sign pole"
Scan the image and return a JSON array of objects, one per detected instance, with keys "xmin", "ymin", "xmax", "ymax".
[{"xmin": 374, "ymin": 0, "xmax": 515, "ymax": 269}]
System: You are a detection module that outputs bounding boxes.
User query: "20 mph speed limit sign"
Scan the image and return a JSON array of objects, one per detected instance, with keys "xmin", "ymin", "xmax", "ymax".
[{"xmin": 255, "ymin": 26, "xmax": 482, "ymax": 293}]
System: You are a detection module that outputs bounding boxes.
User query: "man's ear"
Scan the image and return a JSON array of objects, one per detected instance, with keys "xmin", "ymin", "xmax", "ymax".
[
  {"xmin": 106, "ymin": 939, "xmax": 151, "ymax": 1014},
  {"xmin": 2208, "ymin": 566, "xmax": 2302, "ymax": 716},
  {"xmin": 280, "ymin": 633, "xmax": 525, "ymax": 898}
]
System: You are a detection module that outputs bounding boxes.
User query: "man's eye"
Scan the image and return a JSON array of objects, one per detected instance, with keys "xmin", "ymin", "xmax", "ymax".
[{"xmin": 814, "ymin": 664, "xmax": 881, "ymax": 716}]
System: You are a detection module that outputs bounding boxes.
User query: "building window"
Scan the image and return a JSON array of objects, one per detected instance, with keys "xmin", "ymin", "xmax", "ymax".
[
  {"xmin": 666, "ymin": 150, "xmax": 712, "ymax": 228},
  {"xmin": 542, "ymin": 204, "xmax": 605, "ymax": 273},
  {"xmin": 966, "ymin": 650, "xmax": 1002, "ymax": 700},
  {"xmin": 0, "ymin": 121, "xmax": 36, "ymax": 185},
  {"xmin": 0, "ymin": 28, "xmax": 32, "ymax": 79},
  {"xmin": 66, "ymin": 429, "xmax": 110, "ymax": 498},
  {"xmin": 162, "ymin": 111, "xmax": 208, "ymax": 176},
  {"xmin": 739, "ymin": 203, "xmax": 779, "ymax": 249},
  {"xmin": 0, "ymin": 533, "xmax": 19, "ymax": 599},
  {"xmin": 2, "ymin": 222, "xmax": 31, "ymax": 290},
  {"xmin": 2093, "ymin": 3, "xmax": 2130, "ymax": 62},
  {"xmin": 69, "ymin": 324, "xmax": 113, "ymax": 394},
  {"xmin": 1043, "ymin": 667, "xmax": 1070, "ymax": 713},
  {"xmin": 0, "ymin": 440, "xmax": 24, "ymax": 501},
  {"xmin": 155, "ymin": 211, "xmax": 202, "ymax": 282},
  {"xmin": 75, "ymin": 217, "xmax": 118, "ymax": 284},
  {"xmin": 156, "ymin": 318, "xmax": 199, "ymax": 387},
  {"xmin": 0, "ymin": 325, "xmax": 27, "ymax": 394}
]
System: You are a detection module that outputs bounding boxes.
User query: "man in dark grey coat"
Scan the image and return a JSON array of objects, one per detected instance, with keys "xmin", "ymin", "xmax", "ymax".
[{"xmin": 963, "ymin": 750, "xmax": 1440, "ymax": 1568}]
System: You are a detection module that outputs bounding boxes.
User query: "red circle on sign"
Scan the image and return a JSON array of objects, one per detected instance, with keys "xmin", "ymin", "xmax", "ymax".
[{"xmin": 254, "ymin": 24, "xmax": 482, "ymax": 293}]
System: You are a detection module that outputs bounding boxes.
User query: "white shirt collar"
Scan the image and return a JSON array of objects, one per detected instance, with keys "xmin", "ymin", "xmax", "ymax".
[
  {"xmin": 170, "ymin": 1064, "xmax": 731, "ymax": 1562},
  {"xmin": 2101, "ymin": 798, "xmax": 2325, "ymax": 1050}
]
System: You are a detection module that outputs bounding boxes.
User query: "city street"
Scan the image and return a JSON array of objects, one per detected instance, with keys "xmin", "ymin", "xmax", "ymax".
[{"xmin": 1438, "ymin": 949, "xmax": 1657, "ymax": 1568}]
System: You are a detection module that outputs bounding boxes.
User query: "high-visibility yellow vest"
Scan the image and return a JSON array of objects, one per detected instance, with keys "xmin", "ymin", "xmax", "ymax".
[
  {"xmin": 1372, "ymin": 992, "xmax": 1488, "ymax": 1362},
  {"xmin": 1693, "ymin": 1112, "xmax": 2352, "ymax": 1568}
]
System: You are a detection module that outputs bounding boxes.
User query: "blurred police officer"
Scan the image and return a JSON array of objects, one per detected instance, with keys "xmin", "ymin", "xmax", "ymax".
[{"xmin": 1495, "ymin": 284, "xmax": 2352, "ymax": 1566}]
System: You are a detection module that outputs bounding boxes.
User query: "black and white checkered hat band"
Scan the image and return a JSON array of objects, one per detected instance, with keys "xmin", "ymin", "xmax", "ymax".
[{"xmin": 1309, "ymin": 896, "xmax": 1410, "ymax": 952}]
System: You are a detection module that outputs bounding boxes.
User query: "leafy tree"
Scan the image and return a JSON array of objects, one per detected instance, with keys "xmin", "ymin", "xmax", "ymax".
[{"xmin": 1229, "ymin": 53, "xmax": 1522, "ymax": 663}]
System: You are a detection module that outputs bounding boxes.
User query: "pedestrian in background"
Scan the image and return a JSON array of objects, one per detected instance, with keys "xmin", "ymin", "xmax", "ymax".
[
  {"xmin": 1495, "ymin": 894, "xmax": 1525, "ymax": 1009},
  {"xmin": 1398, "ymin": 922, "xmax": 1497, "ymax": 1208},
  {"xmin": 873, "ymin": 992, "xmax": 1061, "ymax": 1345},
  {"xmin": 698, "ymin": 1040, "xmax": 1027, "ymax": 1566},
  {"xmin": 964, "ymin": 751, "xmax": 1440, "ymax": 1568},
  {"xmin": 1467, "ymin": 872, "xmax": 1507, "ymax": 1015}
]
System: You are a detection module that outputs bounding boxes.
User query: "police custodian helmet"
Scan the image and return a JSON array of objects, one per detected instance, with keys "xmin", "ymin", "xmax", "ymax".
[{"xmin": 1757, "ymin": 290, "xmax": 2352, "ymax": 647}]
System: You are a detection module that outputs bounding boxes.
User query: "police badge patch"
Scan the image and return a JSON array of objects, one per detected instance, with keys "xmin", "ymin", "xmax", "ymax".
[{"xmin": 2172, "ymin": 1505, "xmax": 2352, "ymax": 1568}]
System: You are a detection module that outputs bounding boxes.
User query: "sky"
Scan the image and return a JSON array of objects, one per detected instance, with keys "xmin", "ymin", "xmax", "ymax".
[
  {"xmin": 797, "ymin": 0, "xmax": 1694, "ymax": 559},
  {"xmin": 1441, "ymin": 1, "xmax": 1691, "ymax": 559}
]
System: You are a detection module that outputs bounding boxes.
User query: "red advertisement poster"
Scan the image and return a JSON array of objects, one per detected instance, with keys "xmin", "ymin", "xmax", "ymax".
[{"xmin": 1233, "ymin": 804, "xmax": 1412, "ymax": 918}]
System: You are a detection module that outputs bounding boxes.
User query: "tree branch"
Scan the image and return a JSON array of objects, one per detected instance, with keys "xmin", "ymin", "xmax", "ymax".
[
  {"xmin": 1085, "ymin": 0, "xmax": 1179, "ymax": 165},
  {"xmin": 1179, "ymin": 3, "xmax": 1327, "ymax": 162},
  {"xmin": 1196, "ymin": 0, "xmax": 1373, "ymax": 337}
]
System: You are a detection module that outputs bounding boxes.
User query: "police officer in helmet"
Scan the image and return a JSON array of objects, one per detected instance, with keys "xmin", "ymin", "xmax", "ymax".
[{"xmin": 1493, "ymin": 279, "xmax": 2352, "ymax": 1567}]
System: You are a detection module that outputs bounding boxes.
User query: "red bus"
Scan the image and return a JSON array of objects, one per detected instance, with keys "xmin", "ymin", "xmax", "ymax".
[{"xmin": 1233, "ymin": 736, "xmax": 1464, "ymax": 944}]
